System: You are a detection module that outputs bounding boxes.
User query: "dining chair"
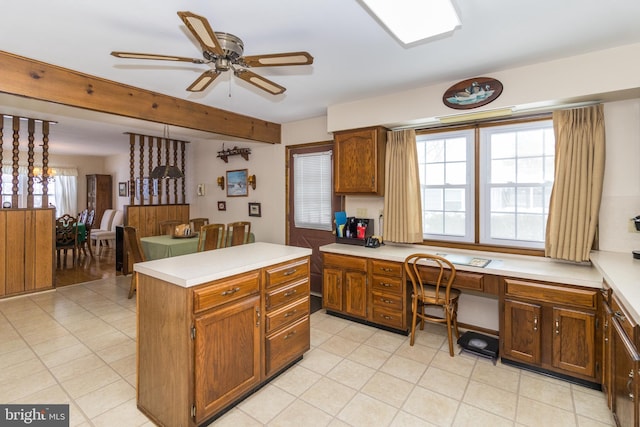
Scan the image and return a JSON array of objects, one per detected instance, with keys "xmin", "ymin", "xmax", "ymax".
[
  {"xmin": 158, "ymin": 220, "xmax": 182, "ymax": 236},
  {"xmin": 78, "ymin": 208, "xmax": 88, "ymax": 225},
  {"xmin": 189, "ymin": 217, "xmax": 209, "ymax": 233},
  {"xmin": 197, "ymin": 223, "xmax": 226, "ymax": 252},
  {"xmin": 123, "ymin": 226, "xmax": 147, "ymax": 299},
  {"xmin": 226, "ymin": 221, "xmax": 251, "ymax": 246},
  {"xmin": 79, "ymin": 209, "xmax": 96, "ymax": 258},
  {"xmin": 404, "ymin": 253, "xmax": 461, "ymax": 356},
  {"xmin": 55, "ymin": 214, "xmax": 79, "ymax": 268}
]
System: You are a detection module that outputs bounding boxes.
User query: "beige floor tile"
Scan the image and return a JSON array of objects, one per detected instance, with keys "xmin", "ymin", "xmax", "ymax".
[
  {"xmin": 393, "ymin": 340, "xmax": 438, "ymax": 365},
  {"xmin": 209, "ymin": 408, "xmax": 263, "ymax": 426},
  {"xmin": 81, "ymin": 329, "xmax": 131, "ymax": 352},
  {"xmin": 269, "ymin": 399, "xmax": 334, "ymax": 427},
  {"xmin": 318, "ymin": 334, "xmax": 361, "ymax": 357},
  {"xmin": 363, "ymin": 330, "xmax": 406, "ymax": 353},
  {"xmin": 390, "ymin": 410, "xmax": 439, "ymax": 426},
  {"xmin": 74, "ymin": 378, "xmax": 136, "ymax": 419},
  {"xmin": 237, "ymin": 384, "xmax": 296, "ymax": 424},
  {"xmin": 463, "ymin": 380, "xmax": 518, "ymax": 420},
  {"xmin": 0, "ymin": 357, "xmax": 48, "ymax": 383},
  {"xmin": 419, "ymin": 366, "xmax": 469, "ymax": 400},
  {"xmin": 471, "ymin": 358, "xmax": 521, "ymax": 393},
  {"xmin": 516, "ymin": 396, "xmax": 577, "ymax": 427},
  {"xmin": 91, "ymin": 397, "xmax": 151, "ymax": 427},
  {"xmin": 327, "ymin": 358, "xmax": 376, "ymax": 390},
  {"xmin": 453, "ymin": 402, "xmax": 514, "ymax": 427},
  {"xmin": 272, "ymin": 364, "xmax": 322, "ymax": 397},
  {"xmin": 577, "ymin": 414, "xmax": 616, "ymax": 427},
  {"xmin": 430, "ymin": 350, "xmax": 477, "ymax": 378},
  {"xmin": 61, "ymin": 364, "xmax": 122, "ymax": 399},
  {"xmin": 402, "ymin": 385, "xmax": 460, "ymax": 425},
  {"xmin": 0, "ymin": 369, "xmax": 58, "ymax": 402},
  {"xmin": 338, "ymin": 393, "xmax": 398, "ymax": 427},
  {"xmin": 298, "ymin": 348, "xmax": 343, "ymax": 375},
  {"xmin": 95, "ymin": 340, "xmax": 136, "ymax": 364},
  {"xmin": 572, "ymin": 388, "xmax": 616, "ymax": 425},
  {"xmin": 0, "ymin": 335, "xmax": 29, "ymax": 355},
  {"xmin": 347, "ymin": 344, "xmax": 392, "ymax": 370},
  {"xmin": 300, "ymin": 377, "xmax": 357, "ymax": 416},
  {"xmin": 518, "ymin": 373, "xmax": 573, "ymax": 410},
  {"xmin": 109, "ymin": 354, "xmax": 136, "ymax": 378},
  {"xmin": 40, "ymin": 343, "xmax": 94, "ymax": 368},
  {"xmin": 336, "ymin": 323, "xmax": 377, "ymax": 343},
  {"xmin": 310, "ymin": 327, "xmax": 333, "ymax": 347},
  {"xmin": 0, "ymin": 346, "xmax": 37, "ymax": 369},
  {"xmin": 362, "ymin": 371, "xmax": 414, "ymax": 408},
  {"xmin": 31, "ymin": 333, "xmax": 82, "ymax": 356},
  {"xmin": 380, "ymin": 354, "xmax": 428, "ymax": 384},
  {"xmin": 50, "ymin": 353, "xmax": 108, "ymax": 383},
  {"xmin": 312, "ymin": 316, "xmax": 351, "ymax": 335}
]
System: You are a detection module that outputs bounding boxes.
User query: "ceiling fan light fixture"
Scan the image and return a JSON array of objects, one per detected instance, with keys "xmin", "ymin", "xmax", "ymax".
[{"xmin": 361, "ymin": 0, "xmax": 460, "ymax": 44}]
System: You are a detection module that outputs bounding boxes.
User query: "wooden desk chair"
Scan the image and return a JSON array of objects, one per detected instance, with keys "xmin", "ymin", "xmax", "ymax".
[
  {"xmin": 197, "ymin": 223, "xmax": 226, "ymax": 252},
  {"xmin": 404, "ymin": 253, "xmax": 461, "ymax": 356},
  {"xmin": 226, "ymin": 221, "xmax": 251, "ymax": 246},
  {"xmin": 123, "ymin": 226, "xmax": 147, "ymax": 299},
  {"xmin": 158, "ymin": 220, "xmax": 182, "ymax": 236},
  {"xmin": 55, "ymin": 214, "xmax": 79, "ymax": 268},
  {"xmin": 189, "ymin": 217, "xmax": 209, "ymax": 233}
]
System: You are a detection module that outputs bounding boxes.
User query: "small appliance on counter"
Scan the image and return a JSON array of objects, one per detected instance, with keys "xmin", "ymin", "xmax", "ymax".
[{"xmin": 335, "ymin": 215, "xmax": 374, "ymax": 246}]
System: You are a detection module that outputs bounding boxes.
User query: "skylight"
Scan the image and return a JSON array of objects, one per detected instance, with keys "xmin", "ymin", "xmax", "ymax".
[{"xmin": 361, "ymin": 0, "xmax": 460, "ymax": 45}]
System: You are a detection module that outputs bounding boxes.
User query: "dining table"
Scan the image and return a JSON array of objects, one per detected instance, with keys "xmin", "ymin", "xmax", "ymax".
[{"xmin": 140, "ymin": 234, "xmax": 199, "ymax": 261}]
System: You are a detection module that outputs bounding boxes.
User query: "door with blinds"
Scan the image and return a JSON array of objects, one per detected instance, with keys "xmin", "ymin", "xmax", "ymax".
[{"xmin": 287, "ymin": 143, "xmax": 342, "ymax": 295}]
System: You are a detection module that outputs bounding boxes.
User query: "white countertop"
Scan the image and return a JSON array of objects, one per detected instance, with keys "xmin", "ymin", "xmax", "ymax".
[
  {"xmin": 320, "ymin": 243, "xmax": 603, "ymax": 288},
  {"xmin": 590, "ymin": 250, "xmax": 640, "ymax": 321},
  {"xmin": 134, "ymin": 242, "xmax": 312, "ymax": 288}
]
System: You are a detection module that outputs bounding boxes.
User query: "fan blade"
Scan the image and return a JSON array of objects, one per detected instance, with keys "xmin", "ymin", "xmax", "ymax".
[
  {"xmin": 242, "ymin": 52, "xmax": 313, "ymax": 67},
  {"xmin": 111, "ymin": 51, "xmax": 204, "ymax": 63},
  {"xmin": 177, "ymin": 11, "xmax": 224, "ymax": 56},
  {"xmin": 186, "ymin": 70, "xmax": 221, "ymax": 92},
  {"xmin": 235, "ymin": 69, "xmax": 285, "ymax": 95}
]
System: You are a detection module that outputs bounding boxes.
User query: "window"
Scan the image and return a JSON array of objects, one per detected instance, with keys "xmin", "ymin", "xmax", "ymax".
[
  {"xmin": 417, "ymin": 118, "xmax": 554, "ymax": 249},
  {"xmin": 293, "ymin": 150, "xmax": 333, "ymax": 231}
]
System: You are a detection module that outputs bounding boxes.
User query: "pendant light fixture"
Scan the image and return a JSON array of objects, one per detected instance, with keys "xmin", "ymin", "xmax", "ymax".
[{"xmin": 151, "ymin": 125, "xmax": 184, "ymax": 179}]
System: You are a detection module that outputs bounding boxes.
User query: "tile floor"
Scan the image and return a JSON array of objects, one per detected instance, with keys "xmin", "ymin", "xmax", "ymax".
[{"xmin": 0, "ymin": 276, "xmax": 615, "ymax": 426}]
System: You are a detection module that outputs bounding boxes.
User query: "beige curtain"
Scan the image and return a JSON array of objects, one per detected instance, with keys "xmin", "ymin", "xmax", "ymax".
[
  {"xmin": 383, "ymin": 129, "xmax": 423, "ymax": 243},
  {"xmin": 545, "ymin": 104, "xmax": 605, "ymax": 262}
]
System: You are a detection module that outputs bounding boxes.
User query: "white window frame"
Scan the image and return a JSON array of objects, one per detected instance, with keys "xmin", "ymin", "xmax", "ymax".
[{"xmin": 293, "ymin": 150, "xmax": 333, "ymax": 231}]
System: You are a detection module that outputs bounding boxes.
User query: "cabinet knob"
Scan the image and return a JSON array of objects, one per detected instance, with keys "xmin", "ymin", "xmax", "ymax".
[{"xmin": 614, "ymin": 311, "xmax": 627, "ymax": 323}]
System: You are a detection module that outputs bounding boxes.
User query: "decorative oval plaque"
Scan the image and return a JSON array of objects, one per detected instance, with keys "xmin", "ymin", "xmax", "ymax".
[{"xmin": 442, "ymin": 77, "xmax": 503, "ymax": 110}]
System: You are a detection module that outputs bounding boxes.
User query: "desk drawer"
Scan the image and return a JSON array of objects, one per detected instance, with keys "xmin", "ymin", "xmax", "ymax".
[
  {"xmin": 371, "ymin": 306, "xmax": 404, "ymax": 330},
  {"xmin": 193, "ymin": 271, "xmax": 260, "ymax": 313},
  {"xmin": 324, "ymin": 253, "xmax": 367, "ymax": 271},
  {"xmin": 372, "ymin": 290, "xmax": 403, "ymax": 311},
  {"xmin": 370, "ymin": 260, "xmax": 403, "ymax": 277},
  {"xmin": 264, "ymin": 257, "xmax": 309, "ymax": 289},
  {"xmin": 505, "ymin": 279, "xmax": 596, "ymax": 309},
  {"xmin": 266, "ymin": 279, "xmax": 309, "ymax": 310},
  {"xmin": 419, "ymin": 267, "xmax": 484, "ymax": 291},
  {"xmin": 371, "ymin": 275, "xmax": 403, "ymax": 295},
  {"xmin": 266, "ymin": 297, "xmax": 309, "ymax": 334}
]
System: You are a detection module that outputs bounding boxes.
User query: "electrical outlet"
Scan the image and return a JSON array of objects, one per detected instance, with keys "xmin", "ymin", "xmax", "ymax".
[{"xmin": 356, "ymin": 208, "xmax": 368, "ymax": 218}]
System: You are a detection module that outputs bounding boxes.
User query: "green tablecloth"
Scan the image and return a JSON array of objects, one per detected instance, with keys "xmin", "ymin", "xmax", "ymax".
[{"xmin": 140, "ymin": 234, "xmax": 199, "ymax": 260}]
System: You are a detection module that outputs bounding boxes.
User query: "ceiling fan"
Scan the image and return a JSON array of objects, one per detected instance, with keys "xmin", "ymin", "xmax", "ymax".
[{"xmin": 111, "ymin": 11, "xmax": 313, "ymax": 95}]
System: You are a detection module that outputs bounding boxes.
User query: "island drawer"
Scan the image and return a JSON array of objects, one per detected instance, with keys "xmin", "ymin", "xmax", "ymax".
[
  {"xmin": 265, "ymin": 279, "xmax": 309, "ymax": 310},
  {"xmin": 370, "ymin": 259, "xmax": 403, "ymax": 277},
  {"xmin": 371, "ymin": 275, "xmax": 403, "ymax": 295},
  {"xmin": 264, "ymin": 257, "xmax": 309, "ymax": 289},
  {"xmin": 265, "ymin": 297, "xmax": 309, "ymax": 334},
  {"xmin": 193, "ymin": 270, "xmax": 260, "ymax": 313},
  {"xmin": 265, "ymin": 317, "xmax": 310, "ymax": 377}
]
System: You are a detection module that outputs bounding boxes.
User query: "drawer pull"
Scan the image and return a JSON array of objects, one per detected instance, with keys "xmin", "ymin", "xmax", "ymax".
[
  {"xmin": 380, "ymin": 267, "xmax": 393, "ymax": 272},
  {"xmin": 533, "ymin": 316, "xmax": 538, "ymax": 332},
  {"xmin": 221, "ymin": 287, "xmax": 241, "ymax": 296},
  {"xmin": 284, "ymin": 310, "xmax": 297, "ymax": 318},
  {"xmin": 627, "ymin": 369, "xmax": 635, "ymax": 401},
  {"xmin": 381, "ymin": 282, "xmax": 393, "ymax": 287},
  {"xmin": 284, "ymin": 330, "xmax": 297, "ymax": 340},
  {"xmin": 614, "ymin": 311, "xmax": 627, "ymax": 323},
  {"xmin": 555, "ymin": 319, "xmax": 559, "ymax": 335},
  {"xmin": 283, "ymin": 269, "xmax": 298, "ymax": 276},
  {"xmin": 380, "ymin": 298, "xmax": 394, "ymax": 304},
  {"xmin": 256, "ymin": 307, "xmax": 261, "ymax": 326},
  {"xmin": 381, "ymin": 314, "xmax": 393, "ymax": 320},
  {"xmin": 284, "ymin": 289, "xmax": 298, "ymax": 297}
]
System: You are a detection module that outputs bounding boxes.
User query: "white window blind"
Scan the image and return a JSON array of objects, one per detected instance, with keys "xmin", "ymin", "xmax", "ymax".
[{"xmin": 293, "ymin": 150, "xmax": 333, "ymax": 231}]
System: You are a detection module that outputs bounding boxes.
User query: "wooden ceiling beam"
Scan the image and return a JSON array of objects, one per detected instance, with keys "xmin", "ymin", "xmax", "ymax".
[{"xmin": 0, "ymin": 50, "xmax": 281, "ymax": 144}]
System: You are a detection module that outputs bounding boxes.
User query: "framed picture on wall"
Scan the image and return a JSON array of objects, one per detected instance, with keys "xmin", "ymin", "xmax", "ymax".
[
  {"xmin": 217, "ymin": 201, "xmax": 226, "ymax": 211},
  {"xmin": 226, "ymin": 169, "xmax": 248, "ymax": 197},
  {"xmin": 248, "ymin": 202, "xmax": 261, "ymax": 217},
  {"xmin": 118, "ymin": 182, "xmax": 128, "ymax": 197}
]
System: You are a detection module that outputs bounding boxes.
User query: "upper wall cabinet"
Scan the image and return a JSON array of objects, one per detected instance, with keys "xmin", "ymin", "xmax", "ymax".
[{"xmin": 334, "ymin": 126, "xmax": 387, "ymax": 195}]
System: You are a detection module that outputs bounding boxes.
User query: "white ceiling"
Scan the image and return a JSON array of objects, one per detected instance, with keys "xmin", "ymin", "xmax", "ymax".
[{"xmin": 2, "ymin": 0, "xmax": 640, "ymax": 156}]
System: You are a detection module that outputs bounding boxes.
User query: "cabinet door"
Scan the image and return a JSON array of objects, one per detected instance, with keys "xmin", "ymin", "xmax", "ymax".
[
  {"xmin": 503, "ymin": 299, "xmax": 541, "ymax": 365},
  {"xmin": 334, "ymin": 127, "xmax": 385, "ymax": 194},
  {"xmin": 344, "ymin": 270, "xmax": 367, "ymax": 318},
  {"xmin": 552, "ymin": 307, "xmax": 596, "ymax": 377},
  {"xmin": 194, "ymin": 295, "xmax": 261, "ymax": 423},
  {"xmin": 322, "ymin": 267, "xmax": 343, "ymax": 311},
  {"xmin": 611, "ymin": 318, "xmax": 640, "ymax": 427}
]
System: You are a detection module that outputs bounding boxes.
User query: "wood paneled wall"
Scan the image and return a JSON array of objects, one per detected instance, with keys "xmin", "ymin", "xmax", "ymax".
[{"xmin": 0, "ymin": 208, "xmax": 55, "ymax": 298}]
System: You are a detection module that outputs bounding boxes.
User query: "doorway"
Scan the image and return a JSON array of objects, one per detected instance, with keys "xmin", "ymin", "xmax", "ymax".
[{"xmin": 286, "ymin": 142, "xmax": 342, "ymax": 296}]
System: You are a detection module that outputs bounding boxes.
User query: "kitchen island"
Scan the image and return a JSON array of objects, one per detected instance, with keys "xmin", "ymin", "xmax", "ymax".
[{"xmin": 134, "ymin": 242, "xmax": 312, "ymax": 427}]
